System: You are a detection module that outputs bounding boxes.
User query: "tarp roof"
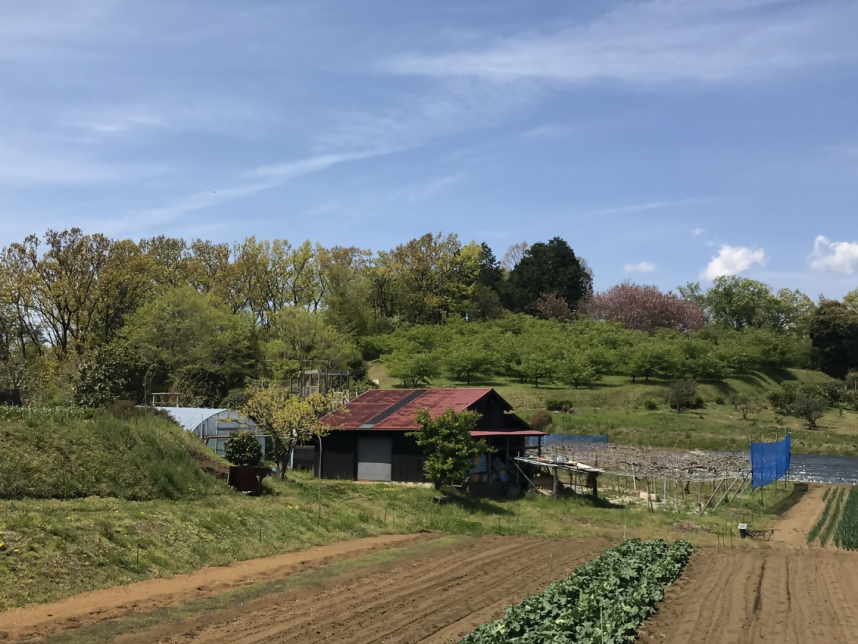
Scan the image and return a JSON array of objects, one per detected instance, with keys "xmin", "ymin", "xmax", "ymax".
[{"xmin": 324, "ymin": 388, "xmax": 513, "ymax": 431}]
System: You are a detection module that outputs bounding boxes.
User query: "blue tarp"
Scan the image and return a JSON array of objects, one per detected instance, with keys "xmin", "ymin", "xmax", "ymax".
[
  {"xmin": 526, "ymin": 434, "xmax": 609, "ymax": 447},
  {"xmin": 751, "ymin": 435, "xmax": 791, "ymax": 490}
]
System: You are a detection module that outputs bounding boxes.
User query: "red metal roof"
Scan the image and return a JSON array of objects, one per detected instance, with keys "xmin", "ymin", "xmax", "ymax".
[{"xmin": 324, "ymin": 388, "xmax": 507, "ymax": 431}]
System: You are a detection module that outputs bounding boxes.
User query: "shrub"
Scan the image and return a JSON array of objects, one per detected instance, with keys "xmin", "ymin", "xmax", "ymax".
[
  {"xmin": 224, "ymin": 431, "xmax": 262, "ymax": 467},
  {"xmin": 220, "ymin": 390, "xmax": 251, "ymax": 410},
  {"xmin": 529, "ymin": 409, "xmax": 553, "ymax": 431},
  {"xmin": 643, "ymin": 399, "xmax": 658, "ymax": 410},
  {"xmin": 714, "ymin": 395, "xmax": 725, "ymax": 405},
  {"xmin": 667, "ymin": 380, "xmax": 699, "ymax": 412},
  {"xmin": 545, "ymin": 398, "xmax": 574, "ymax": 412},
  {"xmin": 792, "ymin": 396, "xmax": 827, "ymax": 429}
]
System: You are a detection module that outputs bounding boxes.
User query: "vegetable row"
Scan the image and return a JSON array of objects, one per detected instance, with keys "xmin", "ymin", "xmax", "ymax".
[{"xmin": 459, "ymin": 538, "xmax": 693, "ymax": 644}]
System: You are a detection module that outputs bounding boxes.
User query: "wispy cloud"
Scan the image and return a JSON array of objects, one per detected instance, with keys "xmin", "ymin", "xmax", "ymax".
[
  {"xmin": 408, "ymin": 173, "xmax": 464, "ymax": 201},
  {"xmin": 692, "ymin": 227, "xmax": 706, "ymax": 236},
  {"xmin": 592, "ymin": 198, "xmax": 702, "ymax": 216},
  {"xmin": 625, "ymin": 261, "xmax": 656, "ymax": 273},
  {"xmin": 141, "ymin": 150, "xmax": 394, "ymax": 223},
  {"xmin": 702, "ymin": 244, "xmax": 767, "ymax": 280},
  {"xmin": 0, "ymin": 141, "xmax": 164, "ymax": 186},
  {"xmin": 809, "ymin": 235, "xmax": 858, "ymax": 274},
  {"xmin": 386, "ymin": 0, "xmax": 856, "ymax": 86}
]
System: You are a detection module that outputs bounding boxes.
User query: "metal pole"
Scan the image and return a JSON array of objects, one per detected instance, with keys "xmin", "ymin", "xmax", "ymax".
[{"xmin": 316, "ymin": 434, "xmax": 323, "ymax": 525}]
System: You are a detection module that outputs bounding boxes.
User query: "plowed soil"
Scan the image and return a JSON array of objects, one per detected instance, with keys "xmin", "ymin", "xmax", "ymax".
[
  {"xmin": 0, "ymin": 534, "xmax": 434, "ymax": 643},
  {"xmin": 638, "ymin": 548, "xmax": 858, "ymax": 643},
  {"xmin": 113, "ymin": 536, "xmax": 608, "ymax": 644}
]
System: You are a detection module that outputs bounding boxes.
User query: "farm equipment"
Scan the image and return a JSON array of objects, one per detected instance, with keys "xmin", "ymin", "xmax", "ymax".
[{"xmin": 738, "ymin": 523, "xmax": 775, "ymax": 540}]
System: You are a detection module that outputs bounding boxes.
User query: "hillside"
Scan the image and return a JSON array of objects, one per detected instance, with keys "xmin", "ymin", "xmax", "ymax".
[
  {"xmin": 0, "ymin": 409, "xmax": 228, "ymax": 501},
  {"xmin": 368, "ymin": 363, "xmax": 858, "ymax": 455}
]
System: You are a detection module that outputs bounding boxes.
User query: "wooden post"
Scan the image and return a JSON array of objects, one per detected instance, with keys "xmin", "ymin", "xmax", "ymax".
[{"xmin": 552, "ymin": 468, "xmax": 559, "ymax": 500}]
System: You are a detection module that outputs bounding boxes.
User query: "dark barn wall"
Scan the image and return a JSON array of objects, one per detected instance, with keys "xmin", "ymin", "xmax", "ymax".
[{"xmin": 319, "ymin": 431, "xmax": 427, "ymax": 482}]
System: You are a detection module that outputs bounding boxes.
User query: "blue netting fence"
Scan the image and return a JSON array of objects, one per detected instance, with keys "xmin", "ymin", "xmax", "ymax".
[
  {"xmin": 526, "ymin": 434, "xmax": 609, "ymax": 447},
  {"xmin": 751, "ymin": 435, "xmax": 791, "ymax": 490}
]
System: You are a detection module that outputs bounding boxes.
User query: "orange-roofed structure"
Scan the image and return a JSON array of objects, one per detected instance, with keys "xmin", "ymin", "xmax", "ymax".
[{"xmin": 316, "ymin": 388, "xmax": 544, "ymax": 485}]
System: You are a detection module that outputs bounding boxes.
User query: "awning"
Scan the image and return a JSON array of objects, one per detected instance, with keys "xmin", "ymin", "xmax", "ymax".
[{"xmin": 471, "ymin": 430, "xmax": 548, "ymax": 437}]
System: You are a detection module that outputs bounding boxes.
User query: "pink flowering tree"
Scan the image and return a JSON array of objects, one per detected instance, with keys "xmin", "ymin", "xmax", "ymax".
[{"xmin": 584, "ymin": 283, "xmax": 705, "ymax": 334}]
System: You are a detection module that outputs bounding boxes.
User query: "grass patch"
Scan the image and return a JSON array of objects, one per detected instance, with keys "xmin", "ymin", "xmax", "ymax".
[{"xmin": 0, "ymin": 411, "xmax": 225, "ymax": 500}]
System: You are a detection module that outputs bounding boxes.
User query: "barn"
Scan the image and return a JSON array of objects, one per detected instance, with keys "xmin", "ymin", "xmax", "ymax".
[{"xmin": 316, "ymin": 388, "xmax": 545, "ymax": 488}]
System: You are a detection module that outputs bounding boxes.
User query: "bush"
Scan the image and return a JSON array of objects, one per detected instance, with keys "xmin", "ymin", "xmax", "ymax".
[
  {"xmin": 643, "ymin": 399, "xmax": 658, "ymax": 410},
  {"xmin": 529, "ymin": 409, "xmax": 553, "ymax": 432},
  {"xmin": 545, "ymin": 398, "xmax": 574, "ymax": 411},
  {"xmin": 224, "ymin": 431, "xmax": 262, "ymax": 467},
  {"xmin": 667, "ymin": 380, "xmax": 699, "ymax": 412},
  {"xmin": 792, "ymin": 396, "xmax": 827, "ymax": 428},
  {"xmin": 220, "ymin": 390, "xmax": 251, "ymax": 410},
  {"xmin": 714, "ymin": 395, "xmax": 725, "ymax": 405},
  {"xmin": 171, "ymin": 365, "xmax": 229, "ymax": 408}
]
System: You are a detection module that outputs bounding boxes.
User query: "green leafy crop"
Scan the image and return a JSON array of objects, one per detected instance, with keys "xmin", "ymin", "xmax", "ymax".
[{"xmin": 459, "ymin": 539, "xmax": 693, "ymax": 644}]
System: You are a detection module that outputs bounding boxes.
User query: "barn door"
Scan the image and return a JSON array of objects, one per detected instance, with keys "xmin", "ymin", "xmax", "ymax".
[{"xmin": 357, "ymin": 437, "xmax": 392, "ymax": 481}]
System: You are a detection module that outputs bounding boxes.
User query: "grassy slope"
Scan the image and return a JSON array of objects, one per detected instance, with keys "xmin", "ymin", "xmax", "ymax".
[
  {"xmin": 0, "ymin": 410, "xmax": 226, "ymax": 500},
  {"xmin": 368, "ymin": 362, "xmax": 858, "ymax": 455},
  {"xmin": 0, "ymin": 467, "xmax": 794, "ymax": 611}
]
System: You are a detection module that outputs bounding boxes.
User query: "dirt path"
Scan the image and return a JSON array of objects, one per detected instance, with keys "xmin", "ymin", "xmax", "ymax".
[
  {"xmin": 0, "ymin": 533, "xmax": 434, "ymax": 642},
  {"xmin": 638, "ymin": 547, "xmax": 858, "ymax": 643},
  {"xmin": 110, "ymin": 536, "xmax": 608, "ymax": 644},
  {"xmin": 770, "ymin": 484, "xmax": 829, "ymax": 547}
]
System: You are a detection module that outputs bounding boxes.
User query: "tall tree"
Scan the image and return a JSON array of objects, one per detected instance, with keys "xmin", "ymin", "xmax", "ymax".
[
  {"xmin": 506, "ymin": 237, "xmax": 592, "ymax": 314},
  {"xmin": 809, "ymin": 300, "xmax": 858, "ymax": 379}
]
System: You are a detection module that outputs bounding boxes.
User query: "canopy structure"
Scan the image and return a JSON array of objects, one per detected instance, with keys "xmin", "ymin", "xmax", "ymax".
[{"xmin": 156, "ymin": 407, "xmax": 261, "ymax": 457}]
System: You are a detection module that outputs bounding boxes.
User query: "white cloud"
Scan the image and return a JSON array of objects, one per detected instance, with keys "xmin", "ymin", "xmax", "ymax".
[
  {"xmin": 692, "ymin": 228, "xmax": 706, "ymax": 236},
  {"xmin": 387, "ymin": 0, "xmax": 856, "ymax": 86},
  {"xmin": 701, "ymin": 245, "xmax": 767, "ymax": 280},
  {"xmin": 625, "ymin": 261, "xmax": 656, "ymax": 273},
  {"xmin": 809, "ymin": 235, "xmax": 858, "ymax": 274}
]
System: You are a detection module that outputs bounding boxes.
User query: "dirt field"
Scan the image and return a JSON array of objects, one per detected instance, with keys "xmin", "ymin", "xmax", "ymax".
[
  {"xmin": 0, "ymin": 534, "xmax": 435, "ymax": 643},
  {"xmin": 639, "ymin": 547, "xmax": 858, "ymax": 643},
  {"xmin": 106, "ymin": 536, "xmax": 605, "ymax": 644}
]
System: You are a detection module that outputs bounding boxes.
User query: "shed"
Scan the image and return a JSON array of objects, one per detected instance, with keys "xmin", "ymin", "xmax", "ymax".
[
  {"xmin": 317, "ymin": 388, "xmax": 545, "ymax": 488},
  {"xmin": 156, "ymin": 407, "xmax": 264, "ymax": 458}
]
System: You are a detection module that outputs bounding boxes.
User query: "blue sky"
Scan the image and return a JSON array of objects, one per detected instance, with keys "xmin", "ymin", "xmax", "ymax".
[{"xmin": 1, "ymin": 0, "xmax": 858, "ymax": 297}]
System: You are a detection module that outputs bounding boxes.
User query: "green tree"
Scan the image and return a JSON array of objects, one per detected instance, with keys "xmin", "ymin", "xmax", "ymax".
[
  {"xmin": 515, "ymin": 334, "xmax": 559, "ymax": 387},
  {"xmin": 667, "ymin": 380, "xmax": 698, "ymax": 412},
  {"xmin": 792, "ymin": 396, "xmax": 827, "ymax": 428},
  {"xmin": 506, "ymin": 237, "xmax": 592, "ymax": 314},
  {"xmin": 809, "ymin": 300, "xmax": 858, "ymax": 379},
  {"xmin": 72, "ymin": 342, "xmax": 143, "ymax": 408},
  {"xmin": 843, "ymin": 287, "xmax": 858, "ymax": 312},
  {"xmin": 441, "ymin": 336, "xmax": 496, "ymax": 385},
  {"xmin": 241, "ymin": 389, "xmax": 340, "ymax": 479},
  {"xmin": 407, "ymin": 407, "xmax": 489, "ymax": 489},
  {"xmin": 560, "ymin": 355, "xmax": 598, "ymax": 389},
  {"xmin": 123, "ymin": 286, "xmax": 253, "ymax": 375},
  {"xmin": 384, "ymin": 344, "xmax": 440, "ymax": 388},
  {"xmin": 262, "ymin": 307, "xmax": 359, "ymax": 378},
  {"xmin": 224, "ymin": 431, "xmax": 262, "ymax": 467}
]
